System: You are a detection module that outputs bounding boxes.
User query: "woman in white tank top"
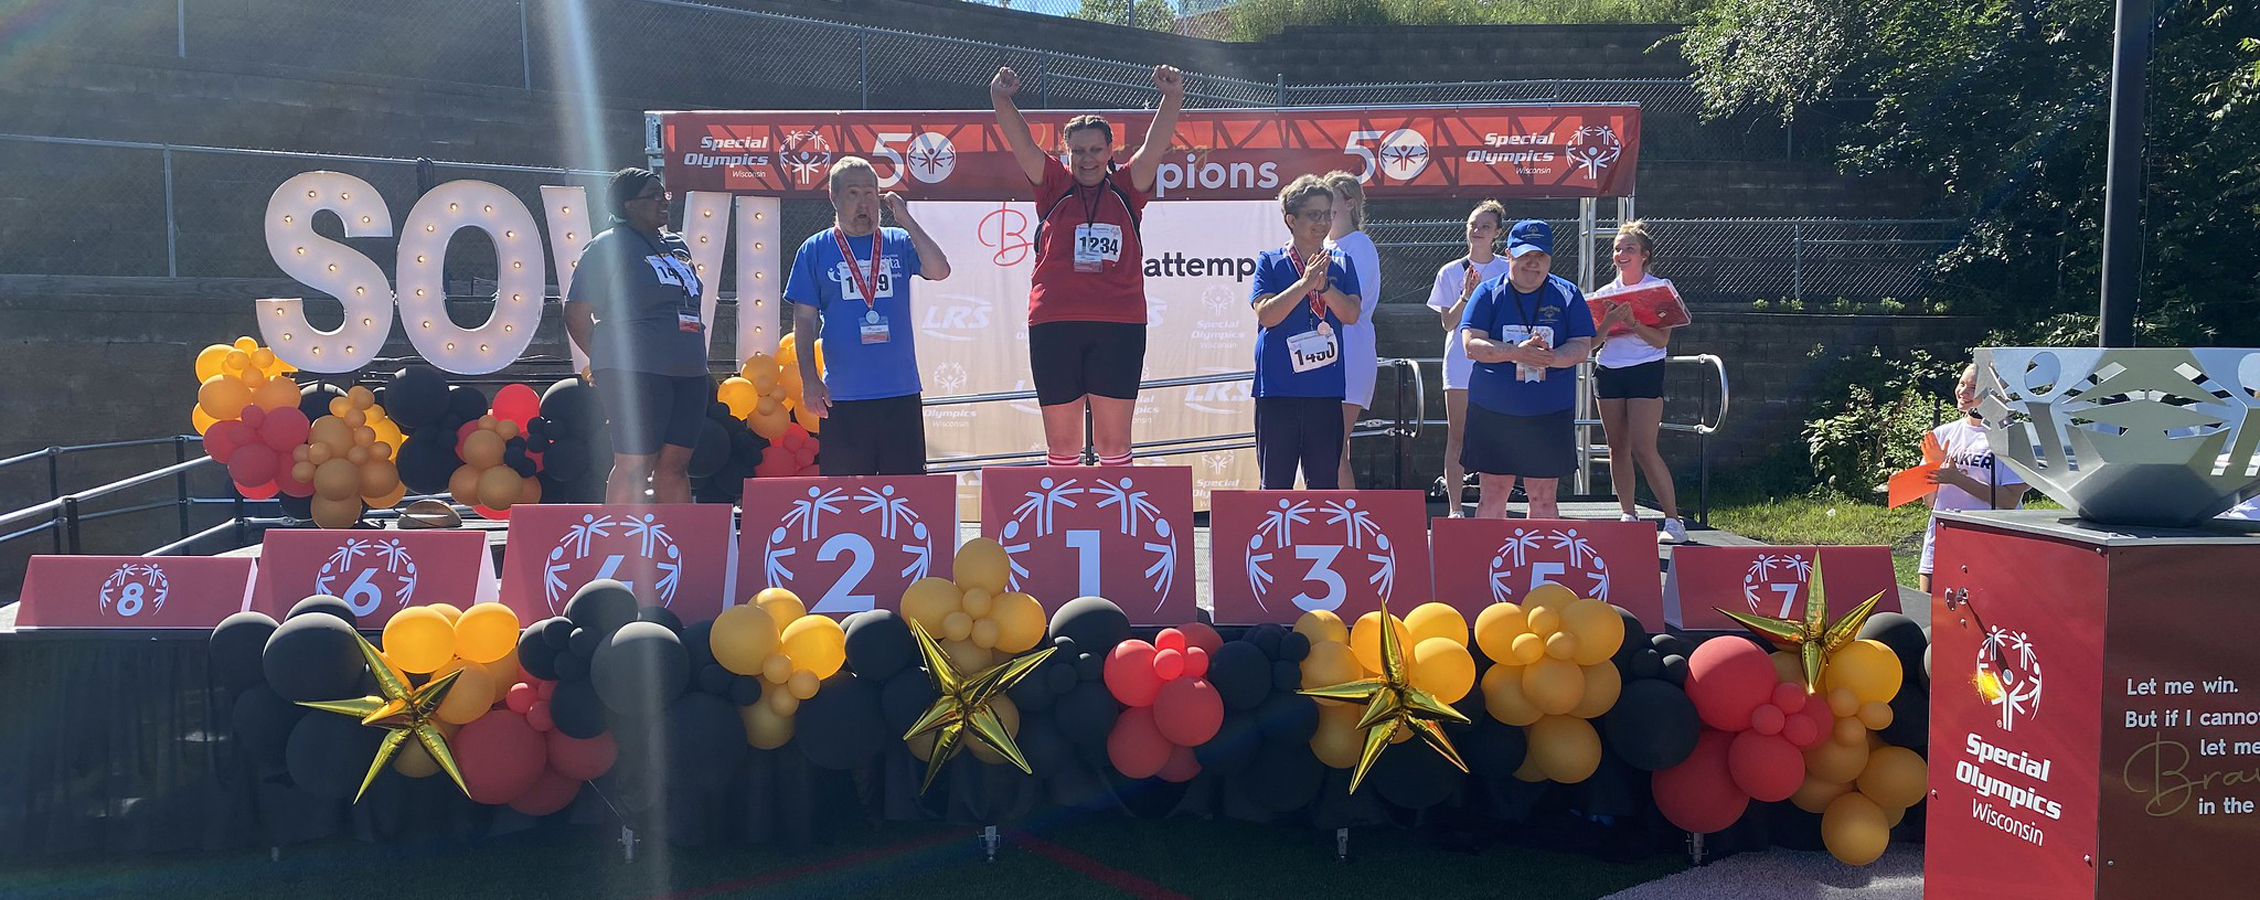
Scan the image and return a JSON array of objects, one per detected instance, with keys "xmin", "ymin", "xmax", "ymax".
[{"xmin": 1588, "ymin": 221, "xmax": 1686, "ymax": 543}]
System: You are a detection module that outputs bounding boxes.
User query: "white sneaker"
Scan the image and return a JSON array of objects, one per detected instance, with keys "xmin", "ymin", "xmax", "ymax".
[
  {"xmin": 1658, "ymin": 517, "xmax": 1690, "ymax": 544},
  {"xmin": 1618, "ymin": 513, "xmax": 1640, "ymax": 523}
]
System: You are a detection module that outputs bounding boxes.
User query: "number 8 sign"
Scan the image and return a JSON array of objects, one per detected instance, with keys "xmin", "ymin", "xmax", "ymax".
[{"xmin": 1207, "ymin": 490, "xmax": 1431, "ymax": 625}]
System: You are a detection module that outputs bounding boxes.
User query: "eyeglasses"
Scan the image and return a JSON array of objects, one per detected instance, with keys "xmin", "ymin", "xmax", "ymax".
[
  {"xmin": 1293, "ymin": 207, "xmax": 1335, "ymax": 221},
  {"xmin": 628, "ymin": 190, "xmax": 673, "ymax": 204}
]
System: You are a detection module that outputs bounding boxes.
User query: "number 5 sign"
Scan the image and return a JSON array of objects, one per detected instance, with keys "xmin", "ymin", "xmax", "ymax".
[
  {"xmin": 979, "ymin": 466, "xmax": 1196, "ymax": 625},
  {"xmin": 1208, "ymin": 490, "xmax": 1431, "ymax": 625},
  {"xmin": 1428, "ymin": 518, "xmax": 1662, "ymax": 626},
  {"xmin": 738, "ymin": 476, "xmax": 957, "ymax": 616}
]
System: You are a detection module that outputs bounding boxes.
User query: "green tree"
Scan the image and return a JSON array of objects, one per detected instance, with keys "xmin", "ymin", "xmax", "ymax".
[
  {"xmin": 1680, "ymin": 0, "xmax": 2260, "ymax": 344},
  {"xmin": 1074, "ymin": 0, "xmax": 1181, "ymax": 31}
]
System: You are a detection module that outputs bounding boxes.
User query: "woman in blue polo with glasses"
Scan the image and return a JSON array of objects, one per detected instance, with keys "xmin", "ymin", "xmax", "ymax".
[
  {"xmin": 1249, "ymin": 175, "xmax": 1363, "ymax": 489},
  {"xmin": 1458, "ymin": 219, "xmax": 1594, "ymax": 518}
]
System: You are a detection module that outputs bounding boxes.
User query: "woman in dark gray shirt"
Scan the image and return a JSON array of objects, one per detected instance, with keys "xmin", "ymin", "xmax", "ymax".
[{"xmin": 563, "ymin": 168, "xmax": 710, "ymax": 504}]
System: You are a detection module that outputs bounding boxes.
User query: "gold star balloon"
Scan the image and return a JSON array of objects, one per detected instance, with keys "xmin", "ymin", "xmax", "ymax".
[
  {"xmin": 1716, "ymin": 555, "xmax": 1883, "ymax": 693},
  {"xmin": 1298, "ymin": 601, "xmax": 1472, "ymax": 794},
  {"xmin": 902, "ymin": 618, "xmax": 1056, "ymax": 794},
  {"xmin": 296, "ymin": 632, "xmax": 470, "ymax": 803}
]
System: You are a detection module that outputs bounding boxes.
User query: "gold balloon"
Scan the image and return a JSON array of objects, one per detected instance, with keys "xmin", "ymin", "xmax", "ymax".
[
  {"xmin": 1825, "ymin": 640, "xmax": 1904, "ymax": 706},
  {"xmin": 192, "ymin": 405, "xmax": 218, "ymax": 435},
  {"xmin": 426, "ymin": 603, "xmax": 464, "ymax": 625},
  {"xmin": 382, "ymin": 607, "xmax": 457, "ymax": 674},
  {"xmin": 197, "ymin": 374, "xmax": 254, "ymax": 421},
  {"xmin": 1521, "ymin": 656, "xmax": 1584, "ymax": 716},
  {"xmin": 942, "ymin": 638, "xmax": 993, "ymax": 673},
  {"xmin": 717, "ymin": 377, "xmax": 758, "ymax": 419},
  {"xmin": 1857, "ymin": 746, "xmax": 1929, "ymax": 810},
  {"xmin": 475, "ymin": 465, "xmax": 523, "ymax": 510},
  {"xmin": 787, "ymin": 669, "xmax": 821, "ymax": 701},
  {"xmin": 990, "ymin": 591, "xmax": 1046, "ymax": 653},
  {"xmin": 295, "ymin": 633, "xmax": 470, "ymax": 802},
  {"xmin": 900, "ymin": 577, "xmax": 962, "ymax": 630},
  {"xmin": 1298, "ymin": 600, "xmax": 1471, "ymax": 794},
  {"xmin": 1310, "ymin": 703, "xmax": 1365, "ymax": 769},
  {"xmin": 308, "ymin": 415, "xmax": 353, "ymax": 451},
  {"xmin": 762, "ymin": 652, "xmax": 794, "ymax": 685},
  {"xmin": 358, "ymin": 458, "xmax": 399, "ymax": 499},
  {"xmin": 1408, "ymin": 637, "xmax": 1475, "ymax": 704},
  {"xmin": 960, "ymin": 587, "xmax": 994, "ymax": 619},
  {"xmin": 901, "ymin": 618, "xmax": 1056, "ymax": 793},
  {"xmin": 1481, "ymin": 662, "xmax": 1543, "ymax": 726},
  {"xmin": 1403, "ymin": 602, "xmax": 1469, "ymax": 647},
  {"xmin": 953, "ymin": 538, "xmax": 1011, "ymax": 595},
  {"xmin": 963, "ymin": 696, "xmax": 1022, "ymax": 766},
  {"xmin": 971, "ymin": 617, "xmax": 1000, "ymax": 650},
  {"xmin": 252, "ymin": 374, "xmax": 300, "ymax": 412},
  {"xmin": 463, "ymin": 430, "xmax": 506, "ymax": 469},
  {"xmin": 1294, "ymin": 609, "xmax": 1350, "ymax": 646},
  {"xmin": 781, "ymin": 612, "xmax": 847, "ymax": 678},
  {"xmin": 1561, "ymin": 598, "xmax": 1626, "ymax": 665},
  {"xmin": 1299, "ymin": 639, "xmax": 1362, "ymax": 698},
  {"xmin": 765, "ymin": 686, "xmax": 801, "ymax": 717},
  {"xmin": 1526, "ymin": 714, "xmax": 1602, "ymax": 783},
  {"xmin": 942, "ymin": 610, "xmax": 974, "ymax": 642},
  {"xmin": 755, "ymin": 587, "xmax": 806, "ymax": 627},
  {"xmin": 741, "ymin": 700, "xmax": 795, "ymax": 750},
  {"xmin": 312, "ymin": 458, "xmax": 361, "ymax": 502},
  {"xmin": 1805, "ymin": 729, "xmax": 1871, "ymax": 783},
  {"xmin": 310, "ymin": 496, "xmax": 364, "ymax": 530},
  {"xmin": 1349, "ymin": 611, "xmax": 1413, "ymax": 676},
  {"xmin": 1570, "ymin": 662, "xmax": 1623, "ymax": 719},
  {"xmin": 1792, "ymin": 773, "xmax": 1855, "ymax": 813},
  {"xmin": 1821, "ymin": 792, "xmax": 1891, "ymax": 865},
  {"xmin": 435, "ymin": 665, "xmax": 495, "ymax": 725},
  {"xmin": 1523, "ymin": 582, "xmax": 1577, "ymax": 614},
  {"xmin": 1717, "ymin": 556, "xmax": 1883, "ymax": 694},
  {"xmin": 711, "ymin": 604, "xmax": 781, "ymax": 676},
  {"xmin": 448, "ymin": 465, "xmax": 481, "ymax": 507},
  {"xmin": 452, "ymin": 602, "xmax": 520, "ymax": 665},
  {"xmin": 1472, "ymin": 602, "xmax": 1529, "ymax": 663},
  {"xmin": 195, "ymin": 344, "xmax": 232, "ymax": 382}
]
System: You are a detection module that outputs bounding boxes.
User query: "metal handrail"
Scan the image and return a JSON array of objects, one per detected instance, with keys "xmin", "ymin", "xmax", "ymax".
[
  {"xmin": 0, "ymin": 457, "xmax": 214, "ymax": 535},
  {"xmin": 0, "ymin": 436, "xmax": 202, "ymax": 473}
]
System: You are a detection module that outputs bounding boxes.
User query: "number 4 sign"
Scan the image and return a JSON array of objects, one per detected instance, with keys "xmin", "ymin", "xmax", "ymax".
[
  {"xmin": 979, "ymin": 466, "xmax": 1196, "ymax": 625},
  {"xmin": 1207, "ymin": 490, "xmax": 1431, "ymax": 625},
  {"xmin": 502, "ymin": 504, "xmax": 736, "ymax": 623}
]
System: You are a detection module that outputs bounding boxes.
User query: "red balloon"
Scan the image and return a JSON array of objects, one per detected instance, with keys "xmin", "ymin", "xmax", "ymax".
[
  {"xmin": 237, "ymin": 479, "xmax": 281, "ymax": 500},
  {"xmin": 1652, "ymin": 730, "xmax": 1751, "ymax": 834},
  {"xmin": 1151, "ymin": 647, "xmax": 1186, "ymax": 682},
  {"xmin": 1104, "ymin": 640, "xmax": 1162, "ymax": 707},
  {"xmin": 1157, "ymin": 744, "xmax": 1202, "ymax": 783},
  {"xmin": 506, "ymin": 769, "xmax": 582, "ymax": 817},
  {"xmin": 1727, "ymin": 729, "xmax": 1804, "ymax": 802},
  {"xmin": 536, "ymin": 679, "xmax": 557, "ymax": 700},
  {"xmin": 1152, "ymin": 677, "xmax": 1223, "ymax": 747},
  {"xmin": 260, "ymin": 407, "xmax": 311, "ymax": 450},
  {"xmin": 227, "ymin": 443, "xmax": 280, "ymax": 488},
  {"xmin": 794, "ymin": 446, "xmax": 817, "ymax": 468},
  {"xmin": 1786, "ymin": 695, "xmax": 1833, "ymax": 749},
  {"xmin": 1155, "ymin": 628, "xmax": 1187, "ymax": 653},
  {"xmin": 491, "ymin": 384, "xmax": 542, "ymax": 431},
  {"xmin": 455, "ymin": 420, "xmax": 481, "ymax": 459},
  {"xmin": 454, "ymin": 709, "xmax": 547, "ymax": 804},
  {"xmin": 506, "ymin": 682, "xmax": 538, "ymax": 714},
  {"xmin": 795, "ymin": 464, "xmax": 820, "ymax": 476},
  {"xmin": 1749, "ymin": 704, "xmax": 1785, "ymax": 735},
  {"xmin": 204, "ymin": 419, "xmax": 255, "ymax": 463},
  {"xmin": 1106, "ymin": 706, "xmax": 1172, "ymax": 780},
  {"xmin": 1685, "ymin": 638, "xmax": 1777, "ymax": 732},
  {"xmin": 1772, "ymin": 681, "xmax": 1810, "ymax": 714},
  {"xmin": 1180, "ymin": 646, "xmax": 1210, "ymax": 680},
  {"xmin": 238, "ymin": 405, "xmax": 267, "ymax": 430},
  {"xmin": 780, "ymin": 424, "xmax": 808, "ymax": 451},
  {"xmin": 472, "ymin": 504, "xmax": 512, "ymax": 521},
  {"xmin": 1177, "ymin": 622, "xmax": 1223, "ymax": 655},
  {"xmin": 546, "ymin": 729, "xmax": 618, "ymax": 781},
  {"xmin": 526, "ymin": 700, "xmax": 554, "ymax": 733}
]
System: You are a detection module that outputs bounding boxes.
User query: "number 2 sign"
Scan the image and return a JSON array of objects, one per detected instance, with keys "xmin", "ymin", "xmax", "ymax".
[
  {"xmin": 1207, "ymin": 490, "xmax": 1431, "ymax": 625},
  {"xmin": 738, "ymin": 476, "xmax": 957, "ymax": 616}
]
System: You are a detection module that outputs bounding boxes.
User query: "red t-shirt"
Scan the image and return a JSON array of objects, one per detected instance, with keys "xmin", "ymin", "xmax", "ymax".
[{"xmin": 1028, "ymin": 156, "xmax": 1149, "ymax": 326}]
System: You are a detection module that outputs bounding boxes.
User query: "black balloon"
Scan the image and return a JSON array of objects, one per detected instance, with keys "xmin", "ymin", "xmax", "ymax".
[
  {"xmin": 843, "ymin": 609, "xmax": 916, "ymax": 683},
  {"xmin": 1270, "ymin": 659, "xmax": 1302, "ymax": 694},
  {"xmin": 539, "ymin": 437, "xmax": 589, "ymax": 482},
  {"xmin": 1253, "ymin": 692, "xmax": 1320, "ymax": 744},
  {"xmin": 297, "ymin": 382, "xmax": 346, "ymax": 425},
  {"xmin": 1276, "ymin": 630, "xmax": 1310, "ymax": 664},
  {"xmin": 1627, "ymin": 648, "xmax": 1663, "ymax": 680},
  {"xmin": 591, "ymin": 622, "xmax": 690, "ymax": 714},
  {"xmin": 879, "ymin": 670, "xmax": 938, "ymax": 735},
  {"xmin": 1007, "ymin": 666, "xmax": 1058, "ymax": 713},
  {"xmin": 262, "ymin": 613, "xmax": 364, "ymax": 702},
  {"xmin": 1241, "ymin": 738, "xmax": 1326, "ymax": 813},
  {"xmin": 1463, "ymin": 716, "xmax": 1529, "ymax": 776},
  {"xmin": 564, "ymin": 580, "xmax": 639, "ymax": 635},
  {"xmin": 1611, "ymin": 606, "xmax": 1652, "ymax": 667},
  {"xmin": 636, "ymin": 606, "xmax": 684, "ymax": 634},
  {"xmin": 552, "ymin": 650, "xmax": 590, "ymax": 682},
  {"xmin": 1207, "ymin": 641, "xmax": 1272, "ymax": 712},
  {"xmin": 686, "ymin": 420, "xmax": 731, "ymax": 478},
  {"xmin": 568, "ymin": 626, "xmax": 600, "ymax": 660},
  {"xmin": 729, "ymin": 674, "xmax": 764, "ymax": 707},
  {"xmin": 796, "ymin": 673, "xmax": 886, "ymax": 771},
  {"xmin": 1370, "ymin": 741, "xmax": 1463, "ymax": 810},
  {"xmin": 517, "ymin": 624, "xmax": 561, "ymax": 682},
  {"xmin": 1650, "ymin": 632, "xmax": 1686, "ymax": 656},
  {"xmin": 682, "ymin": 620, "xmax": 716, "ymax": 671},
  {"xmin": 286, "ymin": 594, "xmax": 357, "ymax": 627},
  {"xmin": 230, "ymin": 682, "xmax": 304, "ymax": 766},
  {"xmin": 1193, "ymin": 713, "xmax": 1263, "ymax": 778},
  {"xmin": 1859, "ymin": 612, "xmax": 1930, "ymax": 685},
  {"xmin": 1879, "ymin": 685, "xmax": 1929, "ymax": 750},
  {"xmin": 539, "ymin": 378, "xmax": 597, "ymax": 433},
  {"xmin": 385, "ymin": 365, "xmax": 451, "ymax": 431},
  {"xmin": 695, "ymin": 663, "xmax": 733, "ymax": 696},
  {"xmin": 209, "ymin": 611, "xmax": 279, "ymax": 690},
  {"xmin": 665, "ymin": 692, "xmax": 747, "ymax": 791},
  {"xmin": 548, "ymin": 678, "xmax": 608, "ymax": 739},
  {"xmin": 395, "ymin": 435, "xmax": 460, "ymax": 495},
  {"xmin": 1016, "ymin": 716, "xmax": 1072, "ymax": 777},
  {"xmin": 1051, "ymin": 680, "xmax": 1120, "ymax": 748},
  {"xmin": 1047, "ymin": 596, "xmax": 1132, "ymax": 655},
  {"xmin": 284, "ymin": 712, "xmax": 384, "ymax": 800},
  {"xmin": 446, "ymin": 385, "xmax": 488, "ymax": 423},
  {"xmin": 541, "ymin": 616, "xmax": 575, "ymax": 650},
  {"xmin": 1660, "ymin": 654, "xmax": 1689, "ymax": 686},
  {"xmin": 1600, "ymin": 678, "xmax": 1702, "ymax": 771},
  {"xmin": 1247, "ymin": 623, "xmax": 1285, "ymax": 659},
  {"xmin": 1073, "ymin": 651, "xmax": 1104, "ymax": 682}
]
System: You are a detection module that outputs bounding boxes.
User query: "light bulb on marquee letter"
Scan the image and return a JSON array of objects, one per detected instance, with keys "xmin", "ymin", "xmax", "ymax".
[
  {"xmin": 396, "ymin": 180, "xmax": 544, "ymax": 375},
  {"xmin": 680, "ymin": 190, "xmax": 734, "ymax": 361},
  {"xmin": 256, "ymin": 172, "xmax": 395, "ymax": 373},
  {"xmin": 734, "ymin": 195, "xmax": 782, "ymax": 360},
  {"xmin": 539, "ymin": 185, "xmax": 594, "ymax": 374}
]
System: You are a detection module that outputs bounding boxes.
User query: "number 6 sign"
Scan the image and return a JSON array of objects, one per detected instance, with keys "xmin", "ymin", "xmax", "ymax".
[
  {"xmin": 1207, "ymin": 490, "xmax": 1431, "ymax": 625},
  {"xmin": 979, "ymin": 466, "xmax": 1196, "ymax": 624}
]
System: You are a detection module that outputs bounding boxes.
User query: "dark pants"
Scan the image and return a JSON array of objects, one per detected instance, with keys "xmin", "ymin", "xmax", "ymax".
[
  {"xmin": 819, "ymin": 394, "xmax": 928, "ymax": 476},
  {"xmin": 1255, "ymin": 395, "xmax": 1345, "ymax": 490}
]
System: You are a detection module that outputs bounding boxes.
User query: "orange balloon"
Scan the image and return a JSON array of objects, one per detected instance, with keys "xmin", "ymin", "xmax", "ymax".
[
  {"xmin": 462, "ymin": 430, "xmax": 506, "ymax": 469},
  {"xmin": 475, "ymin": 465, "xmax": 523, "ymax": 509}
]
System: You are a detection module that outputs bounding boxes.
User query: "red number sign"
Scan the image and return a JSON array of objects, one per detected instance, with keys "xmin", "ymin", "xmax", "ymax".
[
  {"xmin": 17, "ymin": 555, "xmax": 256, "ymax": 629},
  {"xmin": 250, "ymin": 528, "xmax": 495, "ymax": 627},
  {"xmin": 1208, "ymin": 490, "xmax": 1431, "ymax": 625},
  {"xmin": 738, "ymin": 476, "xmax": 957, "ymax": 616},
  {"xmin": 1428, "ymin": 518, "xmax": 1662, "ymax": 625},
  {"xmin": 1661, "ymin": 545, "xmax": 1900, "ymax": 630},
  {"xmin": 500, "ymin": 504, "xmax": 735, "ymax": 623},
  {"xmin": 979, "ymin": 466, "xmax": 1196, "ymax": 625}
]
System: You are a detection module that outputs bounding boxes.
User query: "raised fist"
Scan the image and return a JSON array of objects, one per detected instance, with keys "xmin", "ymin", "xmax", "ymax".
[
  {"xmin": 992, "ymin": 67, "xmax": 1022, "ymax": 100},
  {"xmin": 1153, "ymin": 65, "xmax": 1184, "ymax": 98}
]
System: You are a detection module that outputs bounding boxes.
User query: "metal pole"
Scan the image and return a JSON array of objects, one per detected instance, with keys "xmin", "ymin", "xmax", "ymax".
[
  {"xmin": 519, "ymin": 0, "xmax": 533, "ymax": 91},
  {"xmin": 1792, "ymin": 223, "xmax": 1804, "ymax": 304},
  {"xmin": 1037, "ymin": 54, "xmax": 1051, "ymax": 109},
  {"xmin": 163, "ymin": 146, "xmax": 178, "ymax": 277},
  {"xmin": 857, "ymin": 31, "xmax": 869, "ymax": 110},
  {"xmin": 61, "ymin": 497, "xmax": 81, "ymax": 554},
  {"xmin": 2097, "ymin": 0, "xmax": 2151, "ymax": 348},
  {"xmin": 1698, "ymin": 375, "xmax": 1711, "ymax": 527},
  {"xmin": 47, "ymin": 452, "xmax": 61, "ymax": 553},
  {"xmin": 177, "ymin": 0, "xmax": 186, "ymax": 57},
  {"xmin": 1083, "ymin": 402, "xmax": 1096, "ymax": 465},
  {"xmin": 1276, "ymin": 73, "xmax": 1286, "ymax": 108},
  {"xmin": 174, "ymin": 436, "xmax": 191, "ymax": 538}
]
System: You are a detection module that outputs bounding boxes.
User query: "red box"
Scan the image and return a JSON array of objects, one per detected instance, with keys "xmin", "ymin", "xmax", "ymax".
[
  {"xmin": 249, "ymin": 528, "xmax": 495, "ymax": 627},
  {"xmin": 17, "ymin": 555, "xmax": 256, "ymax": 629},
  {"xmin": 1208, "ymin": 490, "xmax": 1431, "ymax": 625},
  {"xmin": 1928, "ymin": 510, "xmax": 2260, "ymax": 899},
  {"xmin": 738, "ymin": 476, "xmax": 958, "ymax": 617},
  {"xmin": 980, "ymin": 466, "xmax": 1197, "ymax": 625},
  {"xmin": 500, "ymin": 504, "xmax": 735, "ymax": 623},
  {"xmin": 1661, "ymin": 544, "xmax": 1899, "ymax": 630},
  {"xmin": 1428, "ymin": 517, "xmax": 1663, "ymax": 625}
]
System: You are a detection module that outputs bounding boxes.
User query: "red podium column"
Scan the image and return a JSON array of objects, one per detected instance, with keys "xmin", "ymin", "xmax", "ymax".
[{"xmin": 1927, "ymin": 509, "xmax": 2260, "ymax": 899}]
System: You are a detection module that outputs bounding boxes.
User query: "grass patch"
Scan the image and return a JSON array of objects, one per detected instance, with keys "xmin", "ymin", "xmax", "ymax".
[{"xmin": 1706, "ymin": 490, "xmax": 1934, "ymax": 587}]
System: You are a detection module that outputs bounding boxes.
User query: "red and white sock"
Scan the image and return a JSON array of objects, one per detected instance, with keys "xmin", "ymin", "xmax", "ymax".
[
  {"xmin": 1046, "ymin": 453, "xmax": 1080, "ymax": 467},
  {"xmin": 1098, "ymin": 452, "xmax": 1133, "ymax": 467}
]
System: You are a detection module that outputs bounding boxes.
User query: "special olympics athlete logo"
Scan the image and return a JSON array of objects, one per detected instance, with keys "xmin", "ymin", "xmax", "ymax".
[
  {"xmin": 1565, "ymin": 125, "xmax": 1623, "ymax": 179},
  {"xmin": 763, "ymin": 485, "xmax": 935, "ymax": 614},
  {"xmin": 1245, "ymin": 497, "xmax": 1398, "ymax": 613},
  {"xmin": 1488, "ymin": 526, "xmax": 1610, "ymax": 603},
  {"xmin": 544, "ymin": 513, "xmax": 682, "ymax": 612},
  {"xmin": 998, "ymin": 474, "xmax": 1179, "ymax": 612},
  {"xmin": 315, "ymin": 537, "xmax": 422, "ymax": 617},
  {"xmin": 100, "ymin": 562, "xmax": 168, "ymax": 618},
  {"xmin": 1203, "ymin": 452, "xmax": 1235, "ymax": 474},
  {"xmin": 1978, "ymin": 626, "xmax": 2043, "ymax": 732},
  {"xmin": 1743, "ymin": 552, "xmax": 1813, "ymax": 617},
  {"xmin": 932, "ymin": 362, "xmax": 969, "ymax": 393},
  {"xmin": 1201, "ymin": 284, "xmax": 1239, "ymax": 315},
  {"xmin": 781, "ymin": 130, "xmax": 835, "ymax": 187},
  {"xmin": 1377, "ymin": 129, "xmax": 1431, "ymax": 181},
  {"xmin": 905, "ymin": 132, "xmax": 958, "ymax": 184},
  {"xmin": 978, "ymin": 202, "xmax": 1032, "ymax": 267}
]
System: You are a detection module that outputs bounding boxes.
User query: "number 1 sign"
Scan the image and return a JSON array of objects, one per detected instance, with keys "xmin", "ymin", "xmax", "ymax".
[
  {"xmin": 738, "ymin": 476, "xmax": 957, "ymax": 616},
  {"xmin": 1207, "ymin": 490, "xmax": 1431, "ymax": 625},
  {"xmin": 979, "ymin": 466, "xmax": 1196, "ymax": 624}
]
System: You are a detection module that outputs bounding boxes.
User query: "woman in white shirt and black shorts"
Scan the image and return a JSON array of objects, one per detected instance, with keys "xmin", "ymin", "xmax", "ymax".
[{"xmin": 1588, "ymin": 221, "xmax": 1687, "ymax": 543}]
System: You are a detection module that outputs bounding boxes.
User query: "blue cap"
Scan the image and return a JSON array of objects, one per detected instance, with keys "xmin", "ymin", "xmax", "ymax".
[{"xmin": 1506, "ymin": 219, "xmax": 1553, "ymax": 258}]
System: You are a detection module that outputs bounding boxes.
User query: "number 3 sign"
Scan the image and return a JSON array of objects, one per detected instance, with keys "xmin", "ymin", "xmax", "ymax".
[
  {"xmin": 1207, "ymin": 490, "xmax": 1431, "ymax": 625},
  {"xmin": 737, "ymin": 476, "xmax": 957, "ymax": 616},
  {"xmin": 979, "ymin": 466, "xmax": 1196, "ymax": 625}
]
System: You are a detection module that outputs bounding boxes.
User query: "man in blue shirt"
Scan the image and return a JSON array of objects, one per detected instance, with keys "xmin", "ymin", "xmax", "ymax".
[
  {"xmin": 1458, "ymin": 220, "xmax": 1594, "ymax": 518},
  {"xmin": 786, "ymin": 157, "xmax": 952, "ymax": 475}
]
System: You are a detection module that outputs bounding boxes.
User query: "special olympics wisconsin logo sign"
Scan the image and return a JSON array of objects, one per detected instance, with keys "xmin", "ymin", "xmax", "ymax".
[
  {"xmin": 1978, "ymin": 626, "xmax": 2043, "ymax": 732},
  {"xmin": 903, "ymin": 132, "xmax": 957, "ymax": 184},
  {"xmin": 1565, "ymin": 125, "xmax": 1623, "ymax": 179},
  {"xmin": 1245, "ymin": 497, "xmax": 1399, "ymax": 613},
  {"xmin": 762, "ymin": 484, "xmax": 936, "ymax": 614},
  {"xmin": 1488, "ymin": 526, "xmax": 1611, "ymax": 604},
  {"xmin": 100, "ymin": 562, "xmax": 168, "ymax": 618}
]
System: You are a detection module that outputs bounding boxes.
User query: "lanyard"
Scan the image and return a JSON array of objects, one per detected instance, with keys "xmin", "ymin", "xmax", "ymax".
[
  {"xmin": 830, "ymin": 227, "xmax": 883, "ymax": 309},
  {"xmin": 1505, "ymin": 279, "xmax": 1540, "ymax": 331},
  {"xmin": 1283, "ymin": 246, "xmax": 1328, "ymax": 320},
  {"xmin": 633, "ymin": 229, "xmax": 697, "ymax": 303},
  {"xmin": 1077, "ymin": 171, "xmax": 1112, "ymax": 225}
]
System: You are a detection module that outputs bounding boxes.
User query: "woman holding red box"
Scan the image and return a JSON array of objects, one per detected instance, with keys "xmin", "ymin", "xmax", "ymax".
[{"xmin": 1588, "ymin": 221, "xmax": 1687, "ymax": 543}]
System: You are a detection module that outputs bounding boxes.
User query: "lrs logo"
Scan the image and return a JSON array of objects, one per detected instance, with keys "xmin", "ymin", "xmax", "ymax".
[{"xmin": 1978, "ymin": 626, "xmax": 2043, "ymax": 732}]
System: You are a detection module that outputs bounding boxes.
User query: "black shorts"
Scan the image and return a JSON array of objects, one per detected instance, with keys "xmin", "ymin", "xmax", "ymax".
[
  {"xmin": 1029, "ymin": 321, "xmax": 1147, "ymax": 406},
  {"xmin": 593, "ymin": 370, "xmax": 710, "ymax": 456},
  {"xmin": 818, "ymin": 394, "xmax": 927, "ymax": 476},
  {"xmin": 1595, "ymin": 360, "xmax": 1666, "ymax": 400},
  {"xmin": 1461, "ymin": 406, "xmax": 1576, "ymax": 478}
]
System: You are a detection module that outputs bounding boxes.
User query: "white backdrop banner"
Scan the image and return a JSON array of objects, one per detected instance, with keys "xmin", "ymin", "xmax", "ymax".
[{"xmin": 908, "ymin": 200, "xmax": 1278, "ymax": 513}]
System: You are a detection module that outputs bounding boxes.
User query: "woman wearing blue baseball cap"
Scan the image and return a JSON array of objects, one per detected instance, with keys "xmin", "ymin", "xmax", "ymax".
[{"xmin": 1457, "ymin": 219, "xmax": 1595, "ymax": 518}]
